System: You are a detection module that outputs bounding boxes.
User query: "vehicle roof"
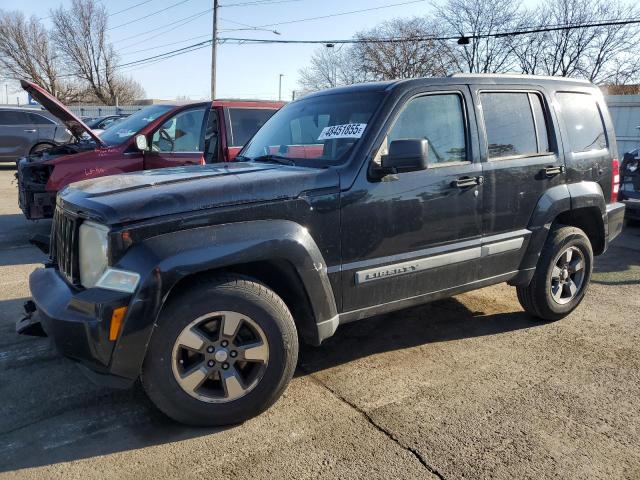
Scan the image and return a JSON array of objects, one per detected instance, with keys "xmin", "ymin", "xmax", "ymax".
[
  {"xmin": 303, "ymin": 74, "xmax": 595, "ymax": 99},
  {"xmin": 153, "ymin": 99, "xmax": 286, "ymax": 109}
]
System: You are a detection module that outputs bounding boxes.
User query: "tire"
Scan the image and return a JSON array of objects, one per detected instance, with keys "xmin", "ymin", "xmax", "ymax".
[
  {"xmin": 141, "ymin": 275, "xmax": 298, "ymax": 426},
  {"xmin": 29, "ymin": 143, "xmax": 54, "ymax": 155},
  {"xmin": 517, "ymin": 225, "xmax": 593, "ymax": 321}
]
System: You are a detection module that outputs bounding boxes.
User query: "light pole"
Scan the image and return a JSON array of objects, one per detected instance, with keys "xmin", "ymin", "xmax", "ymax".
[
  {"xmin": 278, "ymin": 74, "xmax": 284, "ymax": 101},
  {"xmin": 211, "ymin": 0, "xmax": 219, "ymax": 100}
]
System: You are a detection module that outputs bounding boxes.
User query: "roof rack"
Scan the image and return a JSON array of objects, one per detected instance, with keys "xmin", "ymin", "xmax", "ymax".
[{"xmin": 449, "ymin": 73, "xmax": 590, "ymax": 83}]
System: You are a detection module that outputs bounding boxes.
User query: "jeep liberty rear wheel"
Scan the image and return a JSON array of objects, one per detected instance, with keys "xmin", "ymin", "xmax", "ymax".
[
  {"xmin": 517, "ymin": 225, "xmax": 593, "ymax": 321},
  {"xmin": 141, "ymin": 275, "xmax": 298, "ymax": 426}
]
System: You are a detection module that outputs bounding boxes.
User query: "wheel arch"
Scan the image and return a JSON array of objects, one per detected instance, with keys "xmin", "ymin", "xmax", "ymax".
[{"xmin": 109, "ymin": 220, "xmax": 339, "ymax": 381}]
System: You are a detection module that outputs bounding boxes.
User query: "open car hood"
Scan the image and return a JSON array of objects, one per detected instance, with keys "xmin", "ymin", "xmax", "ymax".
[{"xmin": 20, "ymin": 79, "xmax": 106, "ymax": 147}]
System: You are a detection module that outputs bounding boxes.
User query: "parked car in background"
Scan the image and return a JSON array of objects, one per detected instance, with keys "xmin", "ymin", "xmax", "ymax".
[
  {"xmin": 17, "ymin": 74, "xmax": 624, "ymax": 426},
  {"xmin": 0, "ymin": 106, "xmax": 73, "ymax": 162},
  {"xmin": 16, "ymin": 80, "xmax": 284, "ymax": 219},
  {"xmin": 85, "ymin": 114, "xmax": 130, "ymax": 135},
  {"xmin": 619, "ymin": 143, "xmax": 640, "ymax": 224}
]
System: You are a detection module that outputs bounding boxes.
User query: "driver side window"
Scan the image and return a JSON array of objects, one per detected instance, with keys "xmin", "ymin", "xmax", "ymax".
[
  {"xmin": 375, "ymin": 94, "xmax": 467, "ymax": 165},
  {"xmin": 151, "ymin": 107, "xmax": 206, "ymax": 152}
]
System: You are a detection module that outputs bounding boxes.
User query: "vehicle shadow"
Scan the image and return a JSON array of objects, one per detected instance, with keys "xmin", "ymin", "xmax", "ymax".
[
  {"xmin": 0, "ymin": 295, "xmax": 538, "ymax": 473},
  {"xmin": 591, "ymin": 225, "xmax": 640, "ymax": 286},
  {"xmin": 0, "ymin": 214, "xmax": 50, "ymax": 265}
]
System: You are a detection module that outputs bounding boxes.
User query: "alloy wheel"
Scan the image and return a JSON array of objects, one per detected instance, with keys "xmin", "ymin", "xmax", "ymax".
[
  {"xmin": 171, "ymin": 311, "xmax": 269, "ymax": 403},
  {"xmin": 549, "ymin": 246, "xmax": 586, "ymax": 305}
]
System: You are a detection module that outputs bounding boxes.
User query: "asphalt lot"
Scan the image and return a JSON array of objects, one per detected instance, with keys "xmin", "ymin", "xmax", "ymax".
[{"xmin": 0, "ymin": 165, "xmax": 639, "ymax": 479}]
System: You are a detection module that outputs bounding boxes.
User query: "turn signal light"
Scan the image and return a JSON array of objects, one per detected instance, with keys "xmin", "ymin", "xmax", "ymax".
[{"xmin": 109, "ymin": 306, "xmax": 127, "ymax": 341}]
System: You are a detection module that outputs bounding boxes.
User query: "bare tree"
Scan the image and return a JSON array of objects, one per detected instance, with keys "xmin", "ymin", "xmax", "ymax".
[
  {"xmin": 434, "ymin": 0, "xmax": 522, "ymax": 73},
  {"xmin": 0, "ymin": 10, "xmax": 77, "ymax": 101},
  {"xmin": 353, "ymin": 17, "xmax": 459, "ymax": 80},
  {"xmin": 50, "ymin": 0, "xmax": 144, "ymax": 104},
  {"xmin": 298, "ymin": 45, "xmax": 370, "ymax": 92},
  {"xmin": 513, "ymin": 0, "xmax": 640, "ymax": 84}
]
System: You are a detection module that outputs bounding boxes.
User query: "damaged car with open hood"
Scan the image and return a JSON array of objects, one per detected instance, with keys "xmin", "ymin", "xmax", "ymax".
[{"xmin": 16, "ymin": 80, "xmax": 283, "ymax": 219}]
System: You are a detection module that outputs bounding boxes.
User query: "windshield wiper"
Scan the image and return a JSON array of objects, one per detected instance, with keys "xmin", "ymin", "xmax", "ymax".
[{"xmin": 251, "ymin": 154, "xmax": 296, "ymax": 166}]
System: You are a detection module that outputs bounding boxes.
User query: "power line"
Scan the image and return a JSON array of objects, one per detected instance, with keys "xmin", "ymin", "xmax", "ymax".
[
  {"xmin": 112, "ymin": 8, "xmax": 212, "ymax": 46},
  {"xmin": 109, "ymin": 0, "xmax": 156, "ymax": 16},
  {"xmin": 220, "ymin": 0, "xmax": 307, "ymax": 7},
  {"xmin": 217, "ymin": 17, "xmax": 640, "ymax": 44},
  {"xmin": 120, "ymin": 34, "xmax": 212, "ymax": 56},
  {"xmin": 108, "ymin": 0, "xmax": 195, "ymax": 30},
  {"xmin": 252, "ymin": 0, "xmax": 429, "ymax": 28}
]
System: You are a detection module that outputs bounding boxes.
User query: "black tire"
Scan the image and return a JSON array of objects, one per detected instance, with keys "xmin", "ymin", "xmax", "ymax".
[
  {"xmin": 517, "ymin": 225, "xmax": 593, "ymax": 321},
  {"xmin": 141, "ymin": 275, "xmax": 298, "ymax": 426}
]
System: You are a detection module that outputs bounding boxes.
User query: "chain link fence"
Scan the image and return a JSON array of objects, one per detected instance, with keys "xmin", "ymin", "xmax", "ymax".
[{"xmin": 66, "ymin": 105, "xmax": 146, "ymax": 119}]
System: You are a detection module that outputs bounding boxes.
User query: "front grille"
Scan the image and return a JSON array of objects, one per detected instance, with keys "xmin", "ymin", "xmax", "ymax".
[{"xmin": 50, "ymin": 208, "xmax": 80, "ymax": 285}]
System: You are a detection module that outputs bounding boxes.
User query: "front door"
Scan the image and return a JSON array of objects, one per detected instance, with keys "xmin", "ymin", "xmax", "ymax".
[
  {"xmin": 340, "ymin": 87, "xmax": 483, "ymax": 313},
  {"xmin": 144, "ymin": 106, "xmax": 208, "ymax": 169}
]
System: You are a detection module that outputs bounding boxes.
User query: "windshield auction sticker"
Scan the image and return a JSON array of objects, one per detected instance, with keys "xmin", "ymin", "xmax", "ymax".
[{"xmin": 317, "ymin": 123, "xmax": 367, "ymax": 141}]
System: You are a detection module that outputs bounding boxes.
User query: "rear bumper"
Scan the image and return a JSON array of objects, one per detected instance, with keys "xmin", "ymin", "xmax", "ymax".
[
  {"xmin": 606, "ymin": 202, "xmax": 625, "ymax": 245},
  {"xmin": 25, "ymin": 267, "xmax": 134, "ymax": 388},
  {"xmin": 621, "ymin": 193, "xmax": 640, "ymax": 221}
]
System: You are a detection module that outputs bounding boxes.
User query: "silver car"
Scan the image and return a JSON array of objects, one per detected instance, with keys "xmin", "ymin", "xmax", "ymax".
[{"xmin": 0, "ymin": 107, "xmax": 73, "ymax": 162}]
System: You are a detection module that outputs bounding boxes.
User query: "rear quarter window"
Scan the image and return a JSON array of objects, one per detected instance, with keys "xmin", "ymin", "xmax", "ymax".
[
  {"xmin": 556, "ymin": 92, "xmax": 607, "ymax": 152},
  {"xmin": 228, "ymin": 108, "xmax": 277, "ymax": 147}
]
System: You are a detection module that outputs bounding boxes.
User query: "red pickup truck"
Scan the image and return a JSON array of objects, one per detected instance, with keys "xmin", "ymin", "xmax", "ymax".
[{"xmin": 17, "ymin": 80, "xmax": 283, "ymax": 219}]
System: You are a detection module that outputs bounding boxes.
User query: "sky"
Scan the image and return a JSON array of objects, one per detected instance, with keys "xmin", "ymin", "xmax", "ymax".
[{"xmin": 0, "ymin": 0, "xmax": 536, "ymax": 103}]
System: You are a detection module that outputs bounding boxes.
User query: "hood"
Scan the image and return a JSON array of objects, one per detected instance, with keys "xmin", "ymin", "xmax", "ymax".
[
  {"xmin": 59, "ymin": 162, "xmax": 340, "ymax": 224},
  {"xmin": 20, "ymin": 79, "xmax": 106, "ymax": 147}
]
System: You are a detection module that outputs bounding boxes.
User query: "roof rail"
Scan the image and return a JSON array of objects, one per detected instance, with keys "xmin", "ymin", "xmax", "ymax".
[{"xmin": 449, "ymin": 73, "xmax": 591, "ymax": 83}]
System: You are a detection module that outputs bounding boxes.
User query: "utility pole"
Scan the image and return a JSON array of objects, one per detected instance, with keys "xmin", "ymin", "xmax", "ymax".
[
  {"xmin": 278, "ymin": 74, "xmax": 284, "ymax": 101},
  {"xmin": 210, "ymin": 0, "xmax": 219, "ymax": 100}
]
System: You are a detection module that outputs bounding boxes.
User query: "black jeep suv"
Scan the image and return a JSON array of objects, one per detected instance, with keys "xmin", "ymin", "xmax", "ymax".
[{"xmin": 19, "ymin": 75, "xmax": 625, "ymax": 426}]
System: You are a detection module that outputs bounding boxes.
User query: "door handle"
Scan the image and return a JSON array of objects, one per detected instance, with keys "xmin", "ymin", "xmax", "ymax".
[
  {"xmin": 452, "ymin": 176, "xmax": 483, "ymax": 188},
  {"xmin": 543, "ymin": 165, "xmax": 565, "ymax": 177},
  {"xmin": 24, "ymin": 129, "xmax": 37, "ymax": 133}
]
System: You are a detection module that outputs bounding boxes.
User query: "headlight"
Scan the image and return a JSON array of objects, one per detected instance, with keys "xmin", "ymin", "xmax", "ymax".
[{"xmin": 79, "ymin": 220, "xmax": 109, "ymax": 288}]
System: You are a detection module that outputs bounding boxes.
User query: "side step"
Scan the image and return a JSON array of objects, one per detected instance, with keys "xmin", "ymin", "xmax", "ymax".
[{"xmin": 16, "ymin": 301, "xmax": 47, "ymax": 337}]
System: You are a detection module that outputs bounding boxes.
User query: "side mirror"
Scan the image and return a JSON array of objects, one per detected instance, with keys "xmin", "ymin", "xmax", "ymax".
[
  {"xmin": 135, "ymin": 134, "xmax": 148, "ymax": 151},
  {"xmin": 380, "ymin": 139, "xmax": 429, "ymax": 174}
]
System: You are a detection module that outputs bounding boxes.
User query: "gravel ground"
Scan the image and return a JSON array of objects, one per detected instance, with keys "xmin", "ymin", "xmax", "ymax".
[{"xmin": 0, "ymin": 166, "xmax": 638, "ymax": 479}]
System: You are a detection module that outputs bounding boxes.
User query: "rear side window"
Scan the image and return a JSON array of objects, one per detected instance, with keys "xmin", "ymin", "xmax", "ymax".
[
  {"xmin": 0, "ymin": 110, "xmax": 28, "ymax": 125},
  {"xmin": 229, "ymin": 108, "xmax": 277, "ymax": 147},
  {"xmin": 480, "ymin": 92, "xmax": 551, "ymax": 159},
  {"xmin": 556, "ymin": 92, "xmax": 607, "ymax": 152},
  {"xmin": 27, "ymin": 113, "xmax": 55, "ymax": 125}
]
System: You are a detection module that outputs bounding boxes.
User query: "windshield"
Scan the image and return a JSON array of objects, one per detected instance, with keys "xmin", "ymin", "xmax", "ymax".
[
  {"xmin": 99, "ymin": 105, "xmax": 174, "ymax": 146},
  {"xmin": 240, "ymin": 92, "xmax": 383, "ymax": 166}
]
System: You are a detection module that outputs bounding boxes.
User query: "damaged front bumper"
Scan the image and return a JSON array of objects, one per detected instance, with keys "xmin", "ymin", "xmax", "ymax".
[
  {"xmin": 16, "ymin": 157, "xmax": 56, "ymax": 220},
  {"xmin": 18, "ymin": 266, "xmax": 135, "ymax": 388}
]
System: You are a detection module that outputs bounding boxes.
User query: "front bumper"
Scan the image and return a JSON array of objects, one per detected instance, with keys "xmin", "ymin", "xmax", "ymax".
[
  {"xmin": 16, "ymin": 158, "xmax": 55, "ymax": 220},
  {"xmin": 24, "ymin": 266, "xmax": 134, "ymax": 387}
]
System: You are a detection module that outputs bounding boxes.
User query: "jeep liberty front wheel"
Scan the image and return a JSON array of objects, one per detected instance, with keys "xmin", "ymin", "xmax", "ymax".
[
  {"xmin": 517, "ymin": 225, "xmax": 593, "ymax": 321},
  {"xmin": 141, "ymin": 275, "xmax": 298, "ymax": 426}
]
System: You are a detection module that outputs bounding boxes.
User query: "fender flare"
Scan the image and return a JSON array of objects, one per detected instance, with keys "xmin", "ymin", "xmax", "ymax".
[
  {"xmin": 109, "ymin": 220, "xmax": 338, "ymax": 380},
  {"xmin": 517, "ymin": 181, "xmax": 606, "ymax": 275}
]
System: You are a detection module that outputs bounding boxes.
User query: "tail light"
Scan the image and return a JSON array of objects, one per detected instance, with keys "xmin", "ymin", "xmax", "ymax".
[{"xmin": 611, "ymin": 158, "xmax": 620, "ymax": 203}]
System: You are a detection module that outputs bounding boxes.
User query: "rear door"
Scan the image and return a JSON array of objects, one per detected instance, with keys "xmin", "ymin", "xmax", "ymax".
[
  {"xmin": 472, "ymin": 86, "xmax": 566, "ymax": 278},
  {"xmin": 144, "ymin": 106, "xmax": 208, "ymax": 169},
  {"xmin": 225, "ymin": 107, "xmax": 278, "ymax": 160},
  {"xmin": 25, "ymin": 111, "xmax": 57, "ymax": 144},
  {"xmin": 0, "ymin": 110, "xmax": 37, "ymax": 160}
]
